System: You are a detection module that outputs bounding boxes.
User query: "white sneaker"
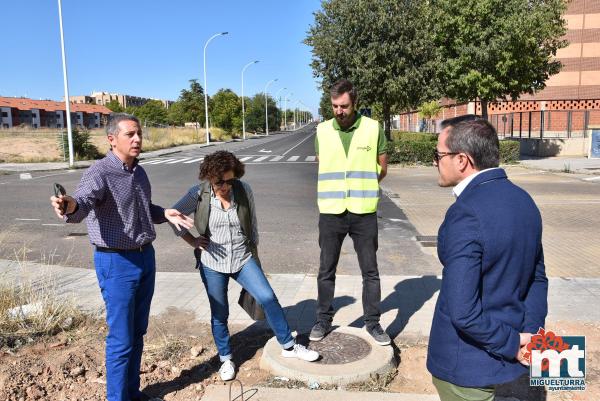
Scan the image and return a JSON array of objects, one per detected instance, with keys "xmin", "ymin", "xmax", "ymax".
[
  {"xmin": 281, "ymin": 344, "xmax": 319, "ymax": 362},
  {"xmin": 218, "ymin": 360, "xmax": 236, "ymax": 381}
]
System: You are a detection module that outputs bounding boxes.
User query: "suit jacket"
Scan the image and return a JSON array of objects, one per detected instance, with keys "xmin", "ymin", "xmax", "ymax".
[{"xmin": 427, "ymin": 168, "xmax": 547, "ymax": 387}]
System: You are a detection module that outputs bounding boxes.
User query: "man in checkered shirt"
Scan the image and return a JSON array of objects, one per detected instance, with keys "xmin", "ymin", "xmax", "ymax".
[{"xmin": 50, "ymin": 113, "xmax": 193, "ymax": 401}]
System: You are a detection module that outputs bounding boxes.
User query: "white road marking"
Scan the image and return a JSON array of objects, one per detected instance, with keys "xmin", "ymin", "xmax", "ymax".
[
  {"xmin": 583, "ymin": 176, "xmax": 600, "ymax": 181},
  {"xmin": 240, "ymin": 156, "xmax": 253, "ymax": 161},
  {"xmin": 166, "ymin": 158, "xmax": 191, "ymax": 164},
  {"xmin": 259, "ymin": 149, "xmax": 272, "ymax": 153},
  {"xmin": 305, "ymin": 156, "xmax": 316, "ymax": 162},
  {"xmin": 254, "ymin": 156, "xmax": 270, "ymax": 162},
  {"xmin": 183, "ymin": 157, "xmax": 204, "ymax": 164},
  {"xmin": 270, "ymin": 156, "xmax": 283, "ymax": 161},
  {"xmin": 42, "ymin": 223, "xmax": 64, "ymax": 226},
  {"xmin": 16, "ymin": 218, "xmax": 41, "ymax": 221},
  {"xmin": 282, "ymin": 131, "xmax": 316, "ymax": 156},
  {"xmin": 287, "ymin": 156, "xmax": 299, "ymax": 161},
  {"xmin": 146, "ymin": 158, "xmax": 178, "ymax": 165}
]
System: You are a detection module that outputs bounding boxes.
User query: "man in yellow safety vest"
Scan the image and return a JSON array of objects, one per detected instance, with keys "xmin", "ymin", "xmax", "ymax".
[{"xmin": 310, "ymin": 79, "xmax": 390, "ymax": 346}]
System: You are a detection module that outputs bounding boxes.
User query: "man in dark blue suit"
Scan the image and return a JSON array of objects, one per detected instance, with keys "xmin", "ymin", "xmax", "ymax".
[{"xmin": 427, "ymin": 116, "xmax": 548, "ymax": 401}]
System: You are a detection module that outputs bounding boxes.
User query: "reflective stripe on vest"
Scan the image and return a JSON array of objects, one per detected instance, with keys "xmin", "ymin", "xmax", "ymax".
[{"xmin": 316, "ymin": 117, "xmax": 381, "ymax": 214}]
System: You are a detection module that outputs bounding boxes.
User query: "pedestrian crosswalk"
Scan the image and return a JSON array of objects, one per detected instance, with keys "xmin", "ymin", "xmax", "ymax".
[{"xmin": 139, "ymin": 155, "xmax": 317, "ymax": 166}]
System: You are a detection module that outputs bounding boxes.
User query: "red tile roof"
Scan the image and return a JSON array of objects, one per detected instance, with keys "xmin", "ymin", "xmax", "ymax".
[{"xmin": 0, "ymin": 97, "xmax": 111, "ymax": 114}]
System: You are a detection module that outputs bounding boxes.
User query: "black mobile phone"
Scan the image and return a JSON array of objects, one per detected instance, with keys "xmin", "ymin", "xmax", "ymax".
[{"xmin": 53, "ymin": 183, "xmax": 68, "ymax": 214}]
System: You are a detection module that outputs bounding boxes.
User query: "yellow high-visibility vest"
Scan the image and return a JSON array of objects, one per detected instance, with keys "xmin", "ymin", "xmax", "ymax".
[{"xmin": 316, "ymin": 116, "xmax": 381, "ymax": 214}]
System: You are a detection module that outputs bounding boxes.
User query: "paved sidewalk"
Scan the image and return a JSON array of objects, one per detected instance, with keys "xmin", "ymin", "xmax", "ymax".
[
  {"xmin": 2, "ymin": 259, "xmax": 599, "ymax": 340},
  {"xmin": 202, "ymin": 385, "xmax": 441, "ymax": 401},
  {"xmin": 520, "ymin": 156, "xmax": 600, "ymax": 175},
  {"xmin": 381, "ymin": 164, "xmax": 600, "ymax": 278}
]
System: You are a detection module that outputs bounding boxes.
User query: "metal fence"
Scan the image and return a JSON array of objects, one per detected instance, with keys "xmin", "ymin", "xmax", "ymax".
[{"xmin": 489, "ymin": 110, "xmax": 593, "ymax": 139}]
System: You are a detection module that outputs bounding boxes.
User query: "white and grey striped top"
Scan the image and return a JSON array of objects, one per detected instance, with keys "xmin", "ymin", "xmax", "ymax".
[{"xmin": 171, "ymin": 181, "xmax": 259, "ymax": 274}]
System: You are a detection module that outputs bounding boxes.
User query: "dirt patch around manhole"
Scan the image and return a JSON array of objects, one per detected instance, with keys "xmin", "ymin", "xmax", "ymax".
[{"xmin": 0, "ymin": 313, "xmax": 597, "ymax": 400}]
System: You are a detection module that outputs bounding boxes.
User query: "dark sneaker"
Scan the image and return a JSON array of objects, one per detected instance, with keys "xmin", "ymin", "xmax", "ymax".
[
  {"xmin": 309, "ymin": 321, "xmax": 331, "ymax": 341},
  {"xmin": 366, "ymin": 324, "xmax": 391, "ymax": 346}
]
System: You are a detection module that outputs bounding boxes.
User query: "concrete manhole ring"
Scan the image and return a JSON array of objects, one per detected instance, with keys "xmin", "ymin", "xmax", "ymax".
[
  {"xmin": 260, "ymin": 326, "xmax": 396, "ymax": 385},
  {"xmin": 301, "ymin": 331, "xmax": 371, "ymax": 364}
]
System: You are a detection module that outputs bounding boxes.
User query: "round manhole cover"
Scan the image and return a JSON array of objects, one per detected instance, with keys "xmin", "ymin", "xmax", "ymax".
[{"xmin": 301, "ymin": 331, "xmax": 372, "ymax": 365}]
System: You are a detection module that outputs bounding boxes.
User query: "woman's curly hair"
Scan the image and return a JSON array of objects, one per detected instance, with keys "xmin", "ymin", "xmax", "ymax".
[{"xmin": 198, "ymin": 150, "xmax": 245, "ymax": 181}]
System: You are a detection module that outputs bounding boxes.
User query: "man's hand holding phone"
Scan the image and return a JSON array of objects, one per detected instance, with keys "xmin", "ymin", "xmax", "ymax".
[{"xmin": 50, "ymin": 183, "xmax": 77, "ymax": 217}]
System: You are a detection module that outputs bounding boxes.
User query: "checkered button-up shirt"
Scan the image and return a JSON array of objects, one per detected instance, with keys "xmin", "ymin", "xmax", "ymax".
[
  {"xmin": 65, "ymin": 151, "xmax": 167, "ymax": 249},
  {"xmin": 171, "ymin": 181, "xmax": 258, "ymax": 273}
]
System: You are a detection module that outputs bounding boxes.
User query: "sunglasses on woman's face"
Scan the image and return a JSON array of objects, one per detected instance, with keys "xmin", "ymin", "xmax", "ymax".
[{"xmin": 213, "ymin": 178, "xmax": 237, "ymax": 188}]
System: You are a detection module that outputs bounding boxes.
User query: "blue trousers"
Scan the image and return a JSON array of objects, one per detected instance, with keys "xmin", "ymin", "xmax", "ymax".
[
  {"xmin": 94, "ymin": 245, "xmax": 155, "ymax": 401},
  {"xmin": 199, "ymin": 257, "xmax": 295, "ymax": 361}
]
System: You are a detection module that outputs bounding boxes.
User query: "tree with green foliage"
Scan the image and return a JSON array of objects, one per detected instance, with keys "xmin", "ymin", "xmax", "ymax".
[
  {"xmin": 170, "ymin": 79, "xmax": 206, "ymax": 126},
  {"xmin": 211, "ymin": 89, "xmax": 242, "ymax": 135},
  {"xmin": 434, "ymin": 0, "xmax": 568, "ymax": 120},
  {"xmin": 319, "ymin": 91, "xmax": 334, "ymax": 121},
  {"xmin": 418, "ymin": 100, "xmax": 443, "ymax": 133},
  {"xmin": 305, "ymin": 0, "xmax": 440, "ymax": 139},
  {"xmin": 244, "ymin": 94, "xmax": 279, "ymax": 133},
  {"xmin": 166, "ymin": 101, "xmax": 185, "ymax": 126},
  {"xmin": 132, "ymin": 100, "xmax": 168, "ymax": 125},
  {"xmin": 105, "ymin": 99, "xmax": 124, "ymax": 113}
]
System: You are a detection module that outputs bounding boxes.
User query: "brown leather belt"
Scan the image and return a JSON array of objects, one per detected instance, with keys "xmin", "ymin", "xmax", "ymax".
[{"xmin": 95, "ymin": 243, "xmax": 152, "ymax": 253}]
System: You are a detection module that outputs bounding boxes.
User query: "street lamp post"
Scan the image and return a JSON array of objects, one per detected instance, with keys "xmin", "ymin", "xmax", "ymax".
[
  {"xmin": 57, "ymin": 0, "xmax": 74, "ymax": 168},
  {"xmin": 299, "ymin": 101, "xmax": 309, "ymax": 127},
  {"xmin": 241, "ymin": 60, "xmax": 259, "ymax": 140},
  {"xmin": 264, "ymin": 78, "xmax": 277, "ymax": 135},
  {"xmin": 274, "ymin": 87, "xmax": 286, "ymax": 130},
  {"xmin": 203, "ymin": 31, "xmax": 228, "ymax": 145},
  {"xmin": 283, "ymin": 92, "xmax": 292, "ymax": 130}
]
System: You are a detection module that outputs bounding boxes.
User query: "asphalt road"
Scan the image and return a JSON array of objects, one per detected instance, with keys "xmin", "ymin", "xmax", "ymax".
[{"xmin": 0, "ymin": 124, "xmax": 434, "ymax": 275}]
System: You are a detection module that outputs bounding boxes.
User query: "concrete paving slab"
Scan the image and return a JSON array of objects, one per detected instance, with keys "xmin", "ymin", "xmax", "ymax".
[
  {"xmin": 202, "ymin": 385, "xmax": 441, "ymax": 401},
  {"xmin": 2, "ymin": 259, "xmax": 599, "ymax": 334}
]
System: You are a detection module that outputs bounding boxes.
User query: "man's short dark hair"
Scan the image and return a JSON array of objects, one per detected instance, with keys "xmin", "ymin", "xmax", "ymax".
[
  {"xmin": 446, "ymin": 119, "xmax": 500, "ymax": 170},
  {"xmin": 330, "ymin": 79, "xmax": 357, "ymax": 104},
  {"xmin": 106, "ymin": 113, "xmax": 140, "ymax": 136},
  {"xmin": 440, "ymin": 114, "xmax": 480, "ymax": 130}
]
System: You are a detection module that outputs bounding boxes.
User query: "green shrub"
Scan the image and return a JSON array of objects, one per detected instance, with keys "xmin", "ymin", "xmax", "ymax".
[
  {"xmin": 499, "ymin": 140, "xmax": 520, "ymax": 164},
  {"xmin": 387, "ymin": 140, "xmax": 436, "ymax": 164},
  {"xmin": 387, "ymin": 138, "xmax": 521, "ymax": 165},
  {"xmin": 57, "ymin": 128, "xmax": 101, "ymax": 160},
  {"xmin": 390, "ymin": 130, "xmax": 437, "ymax": 142}
]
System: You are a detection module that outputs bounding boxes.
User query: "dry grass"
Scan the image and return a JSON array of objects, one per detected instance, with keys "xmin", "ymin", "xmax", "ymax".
[
  {"xmin": 0, "ymin": 126, "xmax": 232, "ymax": 163},
  {"xmin": 0, "ymin": 242, "xmax": 86, "ymax": 350},
  {"xmin": 345, "ymin": 370, "xmax": 399, "ymax": 392}
]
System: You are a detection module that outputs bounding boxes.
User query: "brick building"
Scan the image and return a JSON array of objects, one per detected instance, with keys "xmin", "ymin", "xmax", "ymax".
[
  {"xmin": 0, "ymin": 97, "xmax": 111, "ymax": 129},
  {"xmin": 70, "ymin": 91, "xmax": 174, "ymax": 110},
  {"xmin": 396, "ymin": 0, "xmax": 600, "ymax": 156}
]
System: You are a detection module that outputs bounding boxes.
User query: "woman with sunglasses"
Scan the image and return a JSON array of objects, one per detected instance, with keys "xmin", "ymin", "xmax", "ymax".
[{"xmin": 170, "ymin": 150, "xmax": 319, "ymax": 381}]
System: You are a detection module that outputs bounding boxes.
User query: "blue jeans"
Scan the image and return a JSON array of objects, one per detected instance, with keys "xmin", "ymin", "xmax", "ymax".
[
  {"xmin": 199, "ymin": 257, "xmax": 295, "ymax": 361},
  {"xmin": 94, "ymin": 245, "xmax": 155, "ymax": 401}
]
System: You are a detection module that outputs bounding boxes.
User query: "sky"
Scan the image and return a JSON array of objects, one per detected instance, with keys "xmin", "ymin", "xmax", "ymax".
[{"xmin": 0, "ymin": 0, "xmax": 323, "ymax": 115}]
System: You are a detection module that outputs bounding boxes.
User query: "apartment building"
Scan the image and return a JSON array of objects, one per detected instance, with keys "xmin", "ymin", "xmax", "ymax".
[
  {"xmin": 0, "ymin": 97, "xmax": 111, "ymax": 129},
  {"xmin": 71, "ymin": 92, "xmax": 174, "ymax": 109}
]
